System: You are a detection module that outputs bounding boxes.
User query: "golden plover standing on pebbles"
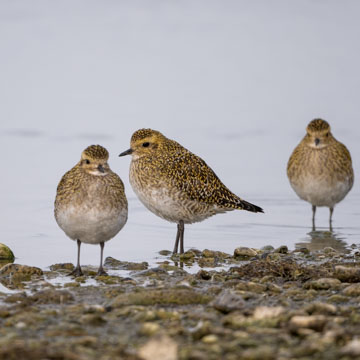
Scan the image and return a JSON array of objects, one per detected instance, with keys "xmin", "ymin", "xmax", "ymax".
[
  {"xmin": 287, "ymin": 119, "xmax": 354, "ymax": 231},
  {"xmin": 119, "ymin": 129, "xmax": 263, "ymax": 254},
  {"xmin": 55, "ymin": 145, "xmax": 128, "ymax": 276}
]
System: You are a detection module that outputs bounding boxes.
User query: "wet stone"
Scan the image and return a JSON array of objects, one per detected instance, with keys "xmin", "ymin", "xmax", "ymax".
[
  {"xmin": 304, "ymin": 302, "xmax": 337, "ymax": 316},
  {"xmin": 0, "ymin": 243, "xmax": 15, "ymax": 261},
  {"xmin": 211, "ymin": 290, "xmax": 245, "ymax": 313},
  {"xmin": 139, "ymin": 322, "xmax": 161, "ymax": 336},
  {"xmin": 334, "ymin": 265, "xmax": 360, "ymax": 283},
  {"xmin": 180, "ymin": 250, "xmax": 197, "ymax": 260},
  {"xmin": 197, "ymin": 257, "xmax": 220, "ymax": 268},
  {"xmin": 138, "ymin": 335, "xmax": 178, "ymax": 360},
  {"xmin": 343, "ymin": 283, "xmax": 360, "ymax": 297},
  {"xmin": 0, "ymin": 263, "xmax": 43, "ymax": 278},
  {"xmin": 233, "ymin": 247, "xmax": 258, "ymax": 259},
  {"xmin": 159, "ymin": 250, "xmax": 172, "ymax": 256},
  {"xmin": 111, "ymin": 288, "xmax": 212, "ymax": 307},
  {"xmin": 289, "ymin": 315, "xmax": 327, "ymax": 332},
  {"xmin": 49, "ymin": 263, "xmax": 75, "ymax": 271},
  {"xmin": 252, "ymin": 306, "xmax": 285, "ymax": 319},
  {"xmin": 274, "ymin": 245, "xmax": 288, "ymax": 254},
  {"xmin": 1, "ymin": 245, "xmax": 360, "ymax": 359},
  {"xmin": 341, "ymin": 339, "xmax": 360, "ymax": 356},
  {"xmin": 235, "ymin": 281, "xmax": 266, "ymax": 293},
  {"xmin": 30, "ymin": 289, "xmax": 74, "ymax": 304},
  {"xmin": 104, "ymin": 256, "xmax": 148, "ymax": 270},
  {"xmin": 196, "ymin": 269, "xmax": 211, "ymax": 280},
  {"xmin": 303, "ymin": 278, "xmax": 341, "ymax": 290}
]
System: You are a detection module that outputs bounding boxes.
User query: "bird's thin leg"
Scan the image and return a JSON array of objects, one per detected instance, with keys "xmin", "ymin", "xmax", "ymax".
[
  {"xmin": 179, "ymin": 220, "xmax": 185, "ymax": 254},
  {"xmin": 69, "ymin": 239, "xmax": 83, "ymax": 277},
  {"xmin": 173, "ymin": 224, "xmax": 181, "ymax": 254},
  {"xmin": 97, "ymin": 242, "xmax": 108, "ymax": 276},
  {"xmin": 329, "ymin": 207, "xmax": 334, "ymax": 232},
  {"xmin": 312, "ymin": 205, "xmax": 316, "ymax": 231}
]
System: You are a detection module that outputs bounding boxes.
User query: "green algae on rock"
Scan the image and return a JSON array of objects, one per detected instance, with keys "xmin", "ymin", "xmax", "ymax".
[
  {"xmin": 1, "ymin": 245, "xmax": 360, "ymax": 360},
  {"xmin": 111, "ymin": 288, "xmax": 212, "ymax": 307},
  {"xmin": 0, "ymin": 243, "xmax": 15, "ymax": 262}
]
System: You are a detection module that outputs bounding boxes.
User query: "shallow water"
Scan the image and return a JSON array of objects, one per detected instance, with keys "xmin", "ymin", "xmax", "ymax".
[{"xmin": 1, "ymin": 1, "xmax": 359, "ymax": 271}]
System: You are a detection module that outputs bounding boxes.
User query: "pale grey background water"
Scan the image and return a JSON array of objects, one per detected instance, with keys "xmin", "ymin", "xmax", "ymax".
[{"xmin": 1, "ymin": 0, "xmax": 359, "ymax": 270}]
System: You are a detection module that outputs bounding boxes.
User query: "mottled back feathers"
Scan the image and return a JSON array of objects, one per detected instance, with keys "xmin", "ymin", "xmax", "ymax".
[{"xmin": 129, "ymin": 129, "xmax": 263, "ymax": 213}]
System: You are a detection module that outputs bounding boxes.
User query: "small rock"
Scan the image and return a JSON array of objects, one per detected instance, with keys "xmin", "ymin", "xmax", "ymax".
[
  {"xmin": 305, "ymin": 302, "xmax": 337, "ymax": 315},
  {"xmin": 253, "ymin": 306, "xmax": 285, "ymax": 319},
  {"xmin": 190, "ymin": 320, "xmax": 213, "ymax": 340},
  {"xmin": 198, "ymin": 257, "xmax": 220, "ymax": 268},
  {"xmin": 241, "ymin": 345, "xmax": 277, "ymax": 360},
  {"xmin": 323, "ymin": 247, "xmax": 337, "ymax": 254},
  {"xmin": 0, "ymin": 263, "xmax": 43, "ymax": 280},
  {"xmin": 104, "ymin": 257, "xmax": 148, "ymax": 270},
  {"xmin": 111, "ymin": 288, "xmax": 211, "ymax": 307},
  {"xmin": 49, "ymin": 263, "xmax": 75, "ymax": 271},
  {"xmin": 196, "ymin": 270, "xmax": 211, "ymax": 280},
  {"xmin": 0, "ymin": 244, "xmax": 15, "ymax": 261},
  {"xmin": 343, "ymin": 283, "xmax": 360, "ymax": 297},
  {"xmin": 159, "ymin": 250, "xmax": 172, "ymax": 256},
  {"xmin": 201, "ymin": 334, "xmax": 218, "ymax": 344},
  {"xmin": 235, "ymin": 281, "xmax": 266, "ymax": 293},
  {"xmin": 211, "ymin": 290, "xmax": 245, "ymax": 313},
  {"xmin": 289, "ymin": 315, "xmax": 327, "ymax": 332},
  {"xmin": 140, "ymin": 322, "xmax": 161, "ymax": 336},
  {"xmin": 180, "ymin": 250, "xmax": 196, "ymax": 260},
  {"xmin": 274, "ymin": 245, "xmax": 288, "ymax": 254},
  {"xmin": 138, "ymin": 335, "xmax": 178, "ymax": 360},
  {"xmin": 335, "ymin": 266, "xmax": 360, "ymax": 282},
  {"xmin": 30, "ymin": 289, "xmax": 74, "ymax": 304},
  {"xmin": 327, "ymin": 294, "xmax": 348, "ymax": 303},
  {"xmin": 80, "ymin": 314, "xmax": 106, "ymax": 326},
  {"xmin": 295, "ymin": 247, "xmax": 310, "ymax": 255},
  {"xmin": 15, "ymin": 321, "xmax": 27, "ymax": 329},
  {"xmin": 341, "ymin": 339, "xmax": 360, "ymax": 356},
  {"xmin": 303, "ymin": 278, "xmax": 341, "ymax": 290},
  {"xmin": 202, "ymin": 249, "xmax": 218, "ymax": 258},
  {"xmin": 234, "ymin": 247, "xmax": 257, "ymax": 259}
]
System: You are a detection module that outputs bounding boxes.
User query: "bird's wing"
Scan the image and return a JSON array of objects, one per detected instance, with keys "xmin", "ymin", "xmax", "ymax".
[{"xmin": 160, "ymin": 150, "xmax": 263, "ymax": 213}]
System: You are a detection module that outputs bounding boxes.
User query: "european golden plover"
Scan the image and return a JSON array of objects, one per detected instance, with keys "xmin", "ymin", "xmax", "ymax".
[
  {"xmin": 287, "ymin": 119, "xmax": 354, "ymax": 230},
  {"xmin": 119, "ymin": 129, "xmax": 263, "ymax": 254},
  {"xmin": 55, "ymin": 145, "xmax": 128, "ymax": 276}
]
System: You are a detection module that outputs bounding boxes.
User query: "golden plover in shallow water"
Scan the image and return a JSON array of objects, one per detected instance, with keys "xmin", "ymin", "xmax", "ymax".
[
  {"xmin": 55, "ymin": 145, "xmax": 128, "ymax": 276},
  {"xmin": 287, "ymin": 119, "xmax": 354, "ymax": 230},
  {"xmin": 119, "ymin": 129, "xmax": 263, "ymax": 254}
]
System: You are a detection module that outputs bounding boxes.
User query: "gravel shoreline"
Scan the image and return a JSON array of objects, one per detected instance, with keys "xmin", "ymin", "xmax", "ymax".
[{"xmin": 1, "ymin": 244, "xmax": 360, "ymax": 360}]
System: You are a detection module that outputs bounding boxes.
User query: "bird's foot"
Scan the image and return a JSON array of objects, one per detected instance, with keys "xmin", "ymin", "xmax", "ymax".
[
  {"xmin": 68, "ymin": 266, "xmax": 83, "ymax": 277},
  {"xmin": 96, "ymin": 268, "xmax": 108, "ymax": 276}
]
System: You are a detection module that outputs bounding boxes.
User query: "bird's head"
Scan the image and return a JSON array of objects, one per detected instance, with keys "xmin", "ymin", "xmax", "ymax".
[
  {"xmin": 119, "ymin": 129, "xmax": 166, "ymax": 160},
  {"xmin": 80, "ymin": 145, "xmax": 110, "ymax": 175},
  {"xmin": 304, "ymin": 118, "xmax": 334, "ymax": 149}
]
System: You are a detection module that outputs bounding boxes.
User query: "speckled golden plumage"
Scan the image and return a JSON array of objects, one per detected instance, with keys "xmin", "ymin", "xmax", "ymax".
[
  {"xmin": 120, "ymin": 129, "xmax": 263, "ymax": 254},
  {"xmin": 55, "ymin": 145, "xmax": 128, "ymax": 276},
  {"xmin": 287, "ymin": 119, "xmax": 354, "ymax": 230}
]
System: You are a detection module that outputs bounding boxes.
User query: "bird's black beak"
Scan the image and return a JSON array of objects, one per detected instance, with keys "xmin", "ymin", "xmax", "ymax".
[
  {"xmin": 97, "ymin": 164, "xmax": 105, "ymax": 173},
  {"xmin": 119, "ymin": 148, "xmax": 133, "ymax": 157},
  {"xmin": 315, "ymin": 138, "xmax": 320, "ymax": 146}
]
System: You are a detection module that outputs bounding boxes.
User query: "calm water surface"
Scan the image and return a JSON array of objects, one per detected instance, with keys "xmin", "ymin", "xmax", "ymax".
[
  {"xmin": 1, "ymin": 129, "xmax": 359, "ymax": 271},
  {"xmin": 0, "ymin": 1, "xmax": 359, "ymax": 272}
]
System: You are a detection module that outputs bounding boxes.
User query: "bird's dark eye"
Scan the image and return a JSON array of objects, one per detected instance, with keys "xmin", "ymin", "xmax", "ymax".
[
  {"xmin": 142, "ymin": 142, "xmax": 150, "ymax": 148},
  {"xmin": 85, "ymin": 159, "xmax": 90, "ymax": 164}
]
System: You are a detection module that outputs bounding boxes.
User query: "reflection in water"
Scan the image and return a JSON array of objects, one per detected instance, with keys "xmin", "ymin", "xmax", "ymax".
[{"xmin": 296, "ymin": 230, "xmax": 349, "ymax": 253}]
